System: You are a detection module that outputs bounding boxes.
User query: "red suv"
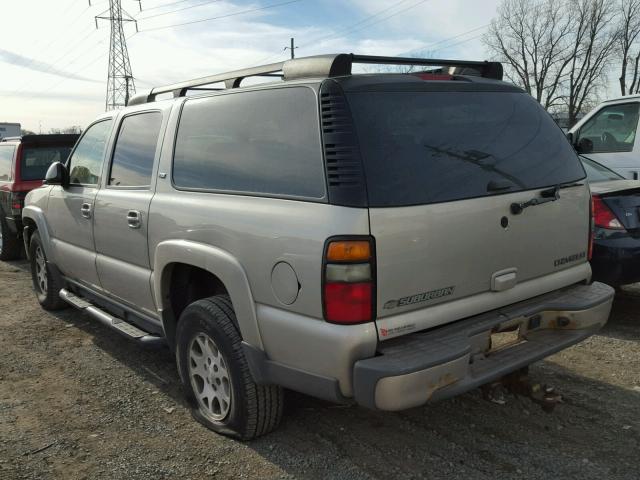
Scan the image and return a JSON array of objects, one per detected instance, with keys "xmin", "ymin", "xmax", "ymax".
[{"xmin": 0, "ymin": 134, "xmax": 79, "ymax": 260}]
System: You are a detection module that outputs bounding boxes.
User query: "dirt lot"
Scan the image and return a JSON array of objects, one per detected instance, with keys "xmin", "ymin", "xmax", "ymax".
[{"xmin": 0, "ymin": 258, "xmax": 639, "ymax": 480}]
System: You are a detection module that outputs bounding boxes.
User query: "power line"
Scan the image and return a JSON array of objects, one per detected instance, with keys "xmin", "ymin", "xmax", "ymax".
[
  {"xmin": 429, "ymin": 33, "xmax": 485, "ymax": 54},
  {"xmin": 139, "ymin": 0, "xmax": 304, "ymax": 32},
  {"xmin": 9, "ymin": 28, "xmax": 102, "ymax": 97},
  {"xmin": 139, "ymin": 0, "xmax": 193, "ymax": 12},
  {"xmin": 321, "ymin": 0, "xmax": 432, "ymax": 44},
  {"xmin": 297, "ymin": 0, "xmax": 422, "ymax": 49},
  {"xmin": 17, "ymin": 30, "xmax": 139, "ymax": 106},
  {"xmin": 252, "ymin": 0, "xmax": 414, "ymax": 65},
  {"xmin": 137, "ymin": 0, "xmax": 224, "ymax": 20},
  {"xmin": 400, "ymin": 24, "xmax": 489, "ymax": 56},
  {"xmin": 11, "ymin": 4, "xmax": 95, "ymax": 79}
]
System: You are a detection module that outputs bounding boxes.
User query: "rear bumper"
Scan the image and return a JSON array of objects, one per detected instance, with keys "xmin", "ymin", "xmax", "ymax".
[
  {"xmin": 591, "ymin": 234, "xmax": 640, "ymax": 286},
  {"xmin": 353, "ymin": 281, "xmax": 614, "ymax": 411}
]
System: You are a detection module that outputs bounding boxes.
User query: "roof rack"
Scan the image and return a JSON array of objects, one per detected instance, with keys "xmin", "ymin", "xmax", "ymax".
[{"xmin": 127, "ymin": 53, "xmax": 503, "ymax": 106}]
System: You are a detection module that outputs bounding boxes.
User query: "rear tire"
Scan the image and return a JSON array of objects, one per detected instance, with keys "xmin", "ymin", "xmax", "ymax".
[
  {"xmin": 29, "ymin": 231, "xmax": 67, "ymax": 310},
  {"xmin": 0, "ymin": 216, "xmax": 22, "ymax": 261},
  {"xmin": 176, "ymin": 295, "xmax": 283, "ymax": 440}
]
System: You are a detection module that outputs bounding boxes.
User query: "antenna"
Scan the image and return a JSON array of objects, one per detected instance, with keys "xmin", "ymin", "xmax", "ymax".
[{"xmin": 94, "ymin": 0, "xmax": 139, "ymax": 111}]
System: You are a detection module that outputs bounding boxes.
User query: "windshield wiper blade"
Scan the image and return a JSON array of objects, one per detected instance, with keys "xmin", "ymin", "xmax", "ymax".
[{"xmin": 510, "ymin": 182, "xmax": 583, "ymax": 215}]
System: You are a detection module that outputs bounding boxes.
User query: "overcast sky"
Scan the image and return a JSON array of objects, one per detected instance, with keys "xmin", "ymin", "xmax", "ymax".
[{"xmin": 0, "ymin": 0, "xmax": 501, "ymax": 132}]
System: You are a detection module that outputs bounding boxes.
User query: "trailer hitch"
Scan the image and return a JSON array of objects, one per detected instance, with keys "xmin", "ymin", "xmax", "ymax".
[{"xmin": 482, "ymin": 368, "xmax": 562, "ymax": 412}]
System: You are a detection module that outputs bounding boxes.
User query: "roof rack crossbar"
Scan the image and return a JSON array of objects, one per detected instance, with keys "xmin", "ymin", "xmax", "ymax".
[
  {"xmin": 127, "ymin": 53, "xmax": 503, "ymax": 106},
  {"xmin": 349, "ymin": 54, "xmax": 503, "ymax": 79}
]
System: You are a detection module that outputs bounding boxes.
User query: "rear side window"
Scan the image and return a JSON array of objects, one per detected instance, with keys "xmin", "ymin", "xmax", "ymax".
[
  {"xmin": 347, "ymin": 91, "xmax": 585, "ymax": 207},
  {"xmin": 109, "ymin": 112, "xmax": 162, "ymax": 187},
  {"xmin": 69, "ymin": 119, "xmax": 113, "ymax": 185},
  {"xmin": 20, "ymin": 146, "xmax": 73, "ymax": 181},
  {"xmin": 0, "ymin": 145, "xmax": 15, "ymax": 181},
  {"xmin": 173, "ymin": 87, "xmax": 325, "ymax": 199}
]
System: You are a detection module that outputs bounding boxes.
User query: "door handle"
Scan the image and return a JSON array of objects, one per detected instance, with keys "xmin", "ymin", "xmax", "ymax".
[
  {"xmin": 80, "ymin": 203, "xmax": 92, "ymax": 219},
  {"xmin": 127, "ymin": 210, "xmax": 142, "ymax": 229}
]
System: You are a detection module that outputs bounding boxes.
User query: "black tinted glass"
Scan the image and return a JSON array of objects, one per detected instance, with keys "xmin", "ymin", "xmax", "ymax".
[
  {"xmin": 20, "ymin": 146, "xmax": 73, "ymax": 181},
  {"xmin": 0, "ymin": 146, "xmax": 14, "ymax": 181},
  {"xmin": 173, "ymin": 87, "xmax": 325, "ymax": 198},
  {"xmin": 347, "ymin": 91, "xmax": 585, "ymax": 207},
  {"xmin": 69, "ymin": 119, "xmax": 113, "ymax": 185},
  {"xmin": 580, "ymin": 156, "xmax": 624, "ymax": 183},
  {"xmin": 578, "ymin": 103, "xmax": 639, "ymax": 153},
  {"xmin": 110, "ymin": 112, "xmax": 162, "ymax": 187}
]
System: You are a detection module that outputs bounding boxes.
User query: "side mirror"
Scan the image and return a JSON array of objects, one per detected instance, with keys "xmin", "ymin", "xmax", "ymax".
[
  {"xmin": 566, "ymin": 132, "xmax": 574, "ymax": 145},
  {"xmin": 44, "ymin": 162, "xmax": 69, "ymax": 187}
]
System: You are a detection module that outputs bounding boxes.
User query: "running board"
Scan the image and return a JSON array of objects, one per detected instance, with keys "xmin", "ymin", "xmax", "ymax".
[{"xmin": 59, "ymin": 288, "xmax": 165, "ymax": 347}]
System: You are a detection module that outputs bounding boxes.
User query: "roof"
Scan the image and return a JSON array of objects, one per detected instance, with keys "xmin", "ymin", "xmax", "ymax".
[
  {"xmin": 601, "ymin": 94, "xmax": 640, "ymax": 104},
  {"xmin": 0, "ymin": 134, "xmax": 79, "ymax": 145}
]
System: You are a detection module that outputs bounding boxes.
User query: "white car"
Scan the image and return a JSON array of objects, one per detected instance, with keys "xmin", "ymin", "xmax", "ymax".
[{"xmin": 570, "ymin": 95, "xmax": 640, "ymax": 179}]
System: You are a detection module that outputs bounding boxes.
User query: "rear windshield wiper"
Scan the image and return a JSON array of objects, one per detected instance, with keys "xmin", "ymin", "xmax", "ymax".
[{"xmin": 510, "ymin": 182, "xmax": 583, "ymax": 215}]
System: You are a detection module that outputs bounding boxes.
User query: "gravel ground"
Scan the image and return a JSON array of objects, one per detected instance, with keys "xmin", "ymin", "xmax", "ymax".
[{"xmin": 0, "ymin": 258, "xmax": 639, "ymax": 480}]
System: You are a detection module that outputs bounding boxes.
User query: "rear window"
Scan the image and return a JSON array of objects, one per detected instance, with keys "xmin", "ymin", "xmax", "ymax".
[
  {"xmin": 347, "ymin": 91, "xmax": 585, "ymax": 207},
  {"xmin": 173, "ymin": 87, "xmax": 325, "ymax": 199},
  {"xmin": 0, "ymin": 145, "xmax": 14, "ymax": 181},
  {"xmin": 20, "ymin": 146, "xmax": 73, "ymax": 181}
]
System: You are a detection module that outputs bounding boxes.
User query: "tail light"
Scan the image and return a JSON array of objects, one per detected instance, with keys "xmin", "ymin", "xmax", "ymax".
[
  {"xmin": 9, "ymin": 191, "xmax": 27, "ymax": 215},
  {"xmin": 592, "ymin": 195, "xmax": 624, "ymax": 230},
  {"xmin": 323, "ymin": 237, "xmax": 375, "ymax": 324}
]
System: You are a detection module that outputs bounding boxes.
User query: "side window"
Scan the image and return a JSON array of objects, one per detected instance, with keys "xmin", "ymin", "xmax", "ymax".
[
  {"xmin": 578, "ymin": 103, "xmax": 640, "ymax": 153},
  {"xmin": 173, "ymin": 87, "xmax": 325, "ymax": 199},
  {"xmin": 68, "ymin": 119, "xmax": 113, "ymax": 185},
  {"xmin": 109, "ymin": 112, "xmax": 163, "ymax": 187},
  {"xmin": 0, "ymin": 145, "xmax": 15, "ymax": 181}
]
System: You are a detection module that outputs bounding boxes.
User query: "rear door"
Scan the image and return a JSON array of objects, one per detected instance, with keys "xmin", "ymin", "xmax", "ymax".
[
  {"xmin": 48, "ymin": 119, "xmax": 114, "ymax": 288},
  {"xmin": 93, "ymin": 111, "xmax": 164, "ymax": 316},
  {"xmin": 346, "ymin": 87, "xmax": 590, "ymax": 339}
]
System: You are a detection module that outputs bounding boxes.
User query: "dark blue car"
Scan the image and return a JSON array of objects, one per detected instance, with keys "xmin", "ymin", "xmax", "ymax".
[{"xmin": 583, "ymin": 156, "xmax": 640, "ymax": 286}]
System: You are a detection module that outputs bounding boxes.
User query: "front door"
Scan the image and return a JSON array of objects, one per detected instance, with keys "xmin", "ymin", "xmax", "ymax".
[
  {"xmin": 93, "ymin": 111, "xmax": 163, "ymax": 315},
  {"xmin": 575, "ymin": 102, "xmax": 640, "ymax": 179},
  {"xmin": 47, "ymin": 119, "xmax": 114, "ymax": 289}
]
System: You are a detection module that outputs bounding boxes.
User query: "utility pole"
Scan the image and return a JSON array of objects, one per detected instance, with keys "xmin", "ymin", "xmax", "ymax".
[
  {"xmin": 284, "ymin": 37, "xmax": 297, "ymax": 59},
  {"xmin": 93, "ymin": 0, "xmax": 139, "ymax": 111}
]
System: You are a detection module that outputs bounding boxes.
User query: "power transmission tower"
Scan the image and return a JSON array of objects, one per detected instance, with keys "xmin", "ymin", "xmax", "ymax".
[{"xmin": 93, "ymin": 0, "xmax": 140, "ymax": 111}]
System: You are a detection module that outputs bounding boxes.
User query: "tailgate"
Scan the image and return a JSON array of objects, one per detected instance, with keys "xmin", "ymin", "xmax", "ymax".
[
  {"xmin": 371, "ymin": 185, "xmax": 591, "ymax": 338},
  {"xmin": 345, "ymin": 85, "xmax": 590, "ymax": 340}
]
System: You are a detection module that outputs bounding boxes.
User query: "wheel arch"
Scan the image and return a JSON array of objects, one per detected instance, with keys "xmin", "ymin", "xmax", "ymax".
[
  {"xmin": 154, "ymin": 240, "xmax": 262, "ymax": 351},
  {"xmin": 21, "ymin": 205, "xmax": 54, "ymax": 261}
]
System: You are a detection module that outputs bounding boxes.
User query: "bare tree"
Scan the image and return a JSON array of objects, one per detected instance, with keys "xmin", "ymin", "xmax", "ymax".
[
  {"xmin": 485, "ymin": 0, "xmax": 618, "ymax": 126},
  {"xmin": 617, "ymin": 0, "xmax": 640, "ymax": 95},
  {"xmin": 564, "ymin": 0, "xmax": 618, "ymax": 125},
  {"xmin": 484, "ymin": 0, "xmax": 573, "ymax": 110},
  {"xmin": 48, "ymin": 126, "xmax": 82, "ymax": 135}
]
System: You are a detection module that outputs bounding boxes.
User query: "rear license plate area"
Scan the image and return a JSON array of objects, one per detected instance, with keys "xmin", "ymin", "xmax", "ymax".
[{"xmin": 489, "ymin": 329, "xmax": 523, "ymax": 353}]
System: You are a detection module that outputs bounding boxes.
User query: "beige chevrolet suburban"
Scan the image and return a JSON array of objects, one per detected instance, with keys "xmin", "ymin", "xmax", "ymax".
[{"xmin": 23, "ymin": 54, "xmax": 614, "ymax": 439}]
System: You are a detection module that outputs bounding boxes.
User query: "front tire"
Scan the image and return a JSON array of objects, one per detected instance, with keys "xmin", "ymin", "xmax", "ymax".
[
  {"xmin": 176, "ymin": 295, "xmax": 283, "ymax": 440},
  {"xmin": 29, "ymin": 231, "xmax": 67, "ymax": 310},
  {"xmin": 0, "ymin": 216, "xmax": 22, "ymax": 261}
]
